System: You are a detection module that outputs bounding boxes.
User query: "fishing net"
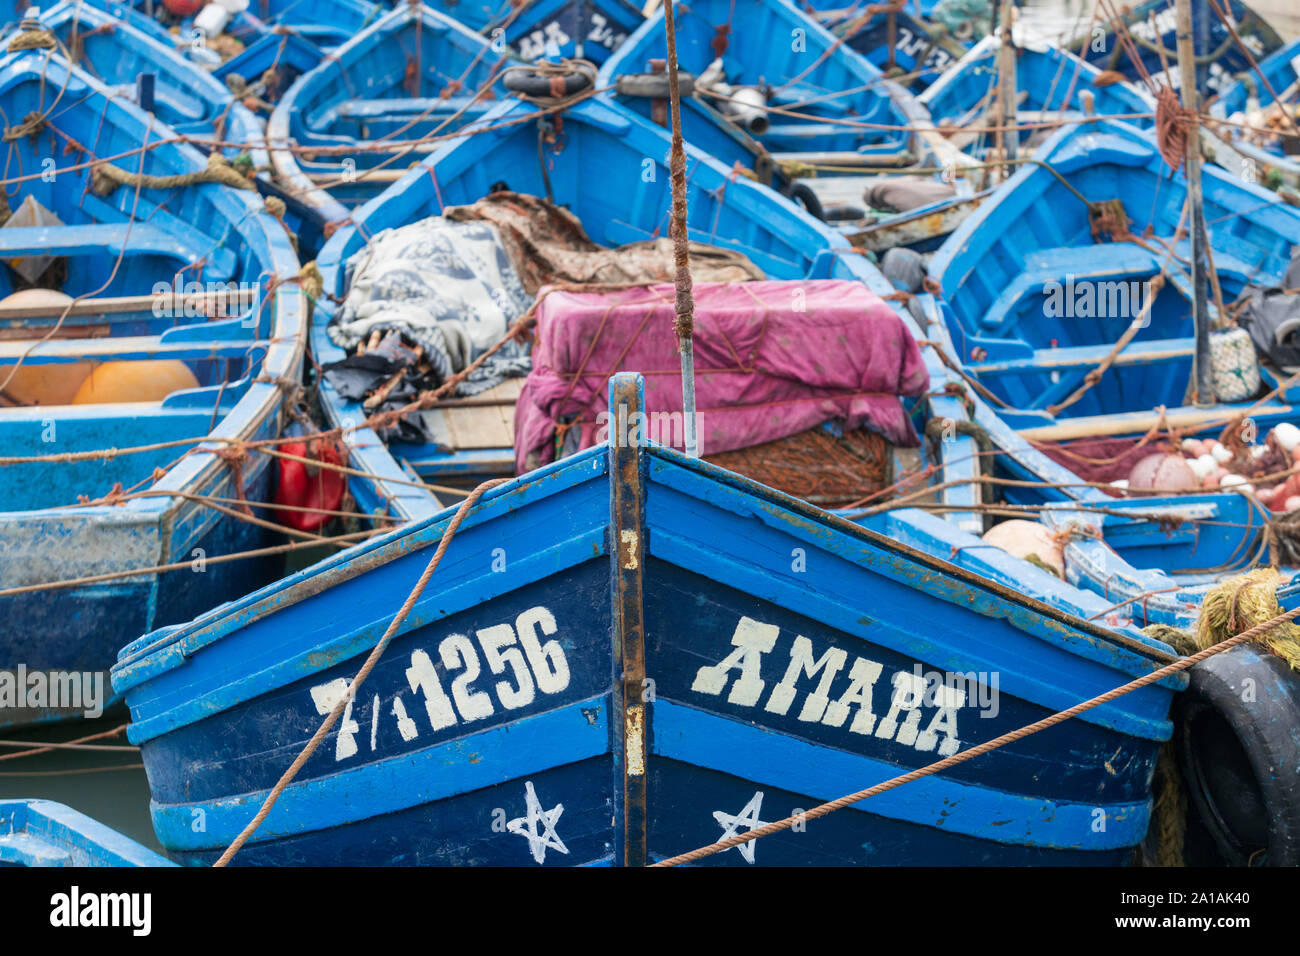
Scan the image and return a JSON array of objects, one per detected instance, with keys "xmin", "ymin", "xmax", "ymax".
[{"xmin": 705, "ymin": 426, "xmax": 892, "ymax": 506}]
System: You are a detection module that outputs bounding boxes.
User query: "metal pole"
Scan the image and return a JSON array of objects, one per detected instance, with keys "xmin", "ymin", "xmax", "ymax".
[
  {"xmin": 1176, "ymin": 0, "xmax": 1215, "ymax": 406},
  {"xmin": 662, "ymin": 0, "xmax": 699, "ymax": 457}
]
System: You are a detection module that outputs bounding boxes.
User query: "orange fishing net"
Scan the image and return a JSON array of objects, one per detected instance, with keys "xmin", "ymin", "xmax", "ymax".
[{"xmin": 705, "ymin": 426, "xmax": 892, "ymax": 505}]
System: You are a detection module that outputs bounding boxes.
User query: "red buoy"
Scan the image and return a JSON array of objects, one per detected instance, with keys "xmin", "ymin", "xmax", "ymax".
[
  {"xmin": 273, "ymin": 441, "xmax": 346, "ymax": 532},
  {"xmin": 163, "ymin": 0, "xmax": 205, "ymax": 18}
]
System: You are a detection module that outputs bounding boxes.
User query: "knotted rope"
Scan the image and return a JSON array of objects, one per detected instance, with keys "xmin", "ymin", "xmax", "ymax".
[
  {"xmin": 91, "ymin": 152, "xmax": 254, "ymax": 196},
  {"xmin": 7, "ymin": 20, "xmax": 56, "ymax": 52},
  {"xmin": 1155, "ymin": 84, "xmax": 1190, "ymax": 172}
]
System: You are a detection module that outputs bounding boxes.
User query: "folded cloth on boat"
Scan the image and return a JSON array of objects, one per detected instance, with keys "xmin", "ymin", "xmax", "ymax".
[
  {"xmin": 329, "ymin": 215, "xmax": 533, "ymax": 397},
  {"xmin": 514, "ymin": 280, "xmax": 929, "ymax": 473},
  {"xmin": 862, "ymin": 177, "xmax": 957, "ymax": 214},
  {"xmin": 443, "ymin": 190, "xmax": 765, "ymax": 291}
]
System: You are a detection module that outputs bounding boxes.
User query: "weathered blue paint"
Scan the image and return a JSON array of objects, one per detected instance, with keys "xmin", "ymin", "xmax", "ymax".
[
  {"xmin": 0, "ymin": 50, "xmax": 304, "ymax": 728},
  {"xmin": 0, "ymin": 800, "xmax": 173, "ymax": 866},
  {"xmin": 423, "ymin": 0, "xmax": 644, "ymax": 64},
  {"xmin": 15, "ymin": 1, "xmax": 262, "ymax": 162},
  {"xmin": 1074, "ymin": 0, "xmax": 1283, "ymax": 96},
  {"xmin": 795, "ymin": 0, "xmax": 965, "ymax": 91},
  {"xmin": 113, "ymin": 373, "xmax": 1182, "ymax": 866},
  {"xmin": 267, "ymin": 4, "xmax": 510, "ymax": 223},
  {"xmin": 929, "ymin": 119, "xmax": 1300, "ymax": 431}
]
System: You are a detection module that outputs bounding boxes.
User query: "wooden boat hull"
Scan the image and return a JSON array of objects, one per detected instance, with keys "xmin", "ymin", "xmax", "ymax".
[
  {"xmin": 0, "ymin": 50, "xmax": 305, "ymax": 729},
  {"xmin": 112, "ymin": 375, "xmax": 1182, "ymax": 866},
  {"xmin": 423, "ymin": 0, "xmax": 644, "ymax": 64},
  {"xmin": 30, "ymin": 0, "xmax": 263, "ymax": 156},
  {"xmin": 1208, "ymin": 36, "xmax": 1300, "ymax": 189},
  {"xmin": 929, "ymin": 119, "xmax": 1300, "ymax": 430}
]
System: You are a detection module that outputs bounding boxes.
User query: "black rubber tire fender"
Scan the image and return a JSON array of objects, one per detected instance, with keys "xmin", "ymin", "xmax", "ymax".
[
  {"xmin": 1174, "ymin": 643, "xmax": 1300, "ymax": 866},
  {"xmin": 503, "ymin": 67, "xmax": 593, "ymax": 98},
  {"xmin": 781, "ymin": 181, "xmax": 826, "ymax": 221}
]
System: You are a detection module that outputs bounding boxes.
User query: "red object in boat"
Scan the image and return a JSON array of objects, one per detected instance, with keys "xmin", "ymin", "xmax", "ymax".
[
  {"xmin": 273, "ymin": 441, "xmax": 346, "ymax": 532},
  {"xmin": 163, "ymin": 0, "xmax": 205, "ymax": 16}
]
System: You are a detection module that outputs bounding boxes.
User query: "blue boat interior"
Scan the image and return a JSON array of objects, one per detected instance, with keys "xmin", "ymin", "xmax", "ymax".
[
  {"xmin": 608, "ymin": 0, "xmax": 917, "ymax": 160},
  {"xmin": 920, "ymin": 37, "xmax": 1156, "ymax": 161},
  {"xmin": 931, "ymin": 120, "xmax": 1300, "ymax": 429},
  {"xmin": 277, "ymin": 5, "xmax": 508, "ymax": 209},
  {"xmin": 315, "ymin": 96, "xmax": 880, "ymax": 520},
  {"xmin": 1210, "ymin": 35, "xmax": 1300, "ymax": 177},
  {"xmin": 0, "ymin": 50, "xmax": 283, "ymax": 512},
  {"xmin": 25, "ymin": 1, "xmax": 244, "ymax": 139}
]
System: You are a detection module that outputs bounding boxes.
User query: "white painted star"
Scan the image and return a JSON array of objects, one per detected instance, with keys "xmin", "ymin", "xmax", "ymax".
[
  {"xmin": 506, "ymin": 780, "xmax": 569, "ymax": 864},
  {"xmin": 712, "ymin": 791, "xmax": 768, "ymax": 864}
]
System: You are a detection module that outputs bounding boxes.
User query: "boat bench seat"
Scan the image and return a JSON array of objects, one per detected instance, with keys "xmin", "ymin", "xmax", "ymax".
[
  {"xmin": 0, "ymin": 335, "xmax": 267, "ymax": 364},
  {"xmin": 970, "ymin": 336, "xmax": 1194, "ymax": 377},
  {"xmin": 980, "ymin": 242, "xmax": 1162, "ymax": 333},
  {"xmin": 0, "ymin": 224, "xmax": 236, "ymax": 281},
  {"xmin": 325, "ymin": 96, "xmax": 495, "ymax": 121}
]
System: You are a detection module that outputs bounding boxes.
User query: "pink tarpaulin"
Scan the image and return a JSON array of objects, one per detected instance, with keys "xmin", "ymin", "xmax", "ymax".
[{"xmin": 514, "ymin": 280, "xmax": 928, "ymax": 473}]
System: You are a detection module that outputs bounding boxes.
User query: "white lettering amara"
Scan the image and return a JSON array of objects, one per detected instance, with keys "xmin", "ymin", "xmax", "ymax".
[
  {"xmin": 49, "ymin": 886, "xmax": 151, "ymax": 936},
  {"xmin": 691, "ymin": 617, "xmax": 966, "ymax": 756}
]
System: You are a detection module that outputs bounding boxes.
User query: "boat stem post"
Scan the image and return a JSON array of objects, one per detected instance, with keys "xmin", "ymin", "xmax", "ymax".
[
  {"xmin": 1175, "ymin": 0, "xmax": 1215, "ymax": 406},
  {"xmin": 994, "ymin": 0, "xmax": 1017, "ymax": 176},
  {"xmin": 662, "ymin": 0, "xmax": 700, "ymax": 458}
]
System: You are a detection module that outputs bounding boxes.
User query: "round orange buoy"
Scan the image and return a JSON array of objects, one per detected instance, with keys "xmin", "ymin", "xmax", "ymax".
[
  {"xmin": 981, "ymin": 519, "xmax": 1066, "ymax": 579},
  {"xmin": 0, "ymin": 289, "xmax": 92, "ymax": 406},
  {"xmin": 71, "ymin": 360, "xmax": 200, "ymax": 404}
]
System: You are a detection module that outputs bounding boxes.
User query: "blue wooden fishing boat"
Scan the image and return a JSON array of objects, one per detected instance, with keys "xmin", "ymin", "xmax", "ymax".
[
  {"xmin": 601, "ymin": 0, "xmax": 929, "ymax": 173},
  {"xmin": 422, "ymin": 0, "xmax": 644, "ymax": 64},
  {"xmin": 1070, "ymin": 0, "xmax": 1282, "ymax": 97},
  {"xmin": 13, "ymin": 1, "xmax": 263, "ymax": 161},
  {"xmin": 0, "ymin": 48, "xmax": 305, "ymax": 728},
  {"xmin": 928, "ymin": 118, "xmax": 1300, "ymax": 436},
  {"xmin": 920, "ymin": 35, "xmax": 1156, "ymax": 162},
  {"xmin": 1207, "ymin": 35, "xmax": 1300, "ymax": 189},
  {"xmin": 0, "ymin": 799, "xmax": 173, "ymax": 866},
  {"xmin": 797, "ymin": 0, "xmax": 973, "ymax": 91},
  {"xmin": 126, "ymin": 0, "xmax": 384, "ymax": 57},
  {"xmin": 110, "ymin": 89, "xmax": 1187, "ymax": 865},
  {"xmin": 111, "ymin": 372, "xmax": 1183, "ymax": 866},
  {"xmin": 310, "ymin": 94, "xmax": 888, "ymax": 505},
  {"xmin": 267, "ymin": 3, "xmax": 509, "ymax": 225}
]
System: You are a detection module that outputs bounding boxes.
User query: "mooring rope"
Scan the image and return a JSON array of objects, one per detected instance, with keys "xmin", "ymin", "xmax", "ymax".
[{"xmin": 212, "ymin": 477, "xmax": 507, "ymax": 867}]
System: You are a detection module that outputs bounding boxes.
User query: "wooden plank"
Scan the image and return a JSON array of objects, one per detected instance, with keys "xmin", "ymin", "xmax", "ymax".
[
  {"xmin": 1019, "ymin": 403, "xmax": 1294, "ymax": 442},
  {"xmin": 420, "ymin": 379, "xmax": 524, "ymax": 451},
  {"xmin": 0, "ymin": 289, "xmax": 258, "ymax": 322}
]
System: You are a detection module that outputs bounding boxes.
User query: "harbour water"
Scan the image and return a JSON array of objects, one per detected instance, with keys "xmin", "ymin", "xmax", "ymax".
[{"xmin": 2, "ymin": 0, "xmax": 1297, "ymax": 861}]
